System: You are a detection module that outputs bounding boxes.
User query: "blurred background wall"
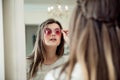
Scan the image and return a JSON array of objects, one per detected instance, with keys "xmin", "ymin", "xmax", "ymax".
[{"xmin": 0, "ymin": 0, "xmax": 5, "ymax": 80}]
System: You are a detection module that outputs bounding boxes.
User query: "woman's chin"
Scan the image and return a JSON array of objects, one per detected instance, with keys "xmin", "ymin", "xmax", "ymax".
[{"xmin": 46, "ymin": 43, "xmax": 59, "ymax": 47}]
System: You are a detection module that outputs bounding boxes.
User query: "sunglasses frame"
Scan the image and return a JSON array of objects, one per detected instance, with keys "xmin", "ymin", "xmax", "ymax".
[{"xmin": 44, "ymin": 27, "xmax": 61, "ymax": 36}]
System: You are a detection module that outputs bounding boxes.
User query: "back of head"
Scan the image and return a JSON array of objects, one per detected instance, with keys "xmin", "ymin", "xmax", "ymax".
[
  {"xmin": 80, "ymin": 0, "xmax": 120, "ymax": 22},
  {"xmin": 66, "ymin": 0, "xmax": 120, "ymax": 80}
]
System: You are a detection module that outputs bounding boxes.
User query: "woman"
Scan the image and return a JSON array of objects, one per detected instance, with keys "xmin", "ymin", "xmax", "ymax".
[
  {"xmin": 45, "ymin": 0, "xmax": 120, "ymax": 80},
  {"xmin": 27, "ymin": 18, "xmax": 68, "ymax": 80}
]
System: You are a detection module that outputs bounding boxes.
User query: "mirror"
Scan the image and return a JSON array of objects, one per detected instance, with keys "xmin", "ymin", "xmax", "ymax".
[
  {"xmin": 24, "ymin": 0, "xmax": 75, "ymax": 56},
  {"xmin": 24, "ymin": 0, "xmax": 75, "ymax": 79}
]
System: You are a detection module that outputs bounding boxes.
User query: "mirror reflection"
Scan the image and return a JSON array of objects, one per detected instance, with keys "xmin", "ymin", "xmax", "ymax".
[{"xmin": 24, "ymin": 0, "xmax": 75, "ymax": 80}]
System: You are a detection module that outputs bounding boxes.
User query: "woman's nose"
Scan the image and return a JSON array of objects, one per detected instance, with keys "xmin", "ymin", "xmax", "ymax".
[{"xmin": 51, "ymin": 31, "xmax": 56, "ymax": 36}]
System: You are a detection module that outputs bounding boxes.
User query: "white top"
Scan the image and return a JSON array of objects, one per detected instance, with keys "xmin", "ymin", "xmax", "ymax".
[
  {"xmin": 45, "ymin": 63, "xmax": 84, "ymax": 80},
  {"xmin": 27, "ymin": 55, "xmax": 68, "ymax": 80}
]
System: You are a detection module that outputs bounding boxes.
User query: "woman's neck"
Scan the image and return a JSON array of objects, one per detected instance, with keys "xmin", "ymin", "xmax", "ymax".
[{"xmin": 44, "ymin": 46, "xmax": 58, "ymax": 65}]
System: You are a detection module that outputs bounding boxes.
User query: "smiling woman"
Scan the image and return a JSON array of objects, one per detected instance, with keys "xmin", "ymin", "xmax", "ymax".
[{"xmin": 26, "ymin": 18, "xmax": 68, "ymax": 80}]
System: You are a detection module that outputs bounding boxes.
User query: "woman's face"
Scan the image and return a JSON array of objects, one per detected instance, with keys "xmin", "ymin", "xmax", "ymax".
[{"xmin": 43, "ymin": 23, "xmax": 62, "ymax": 47}]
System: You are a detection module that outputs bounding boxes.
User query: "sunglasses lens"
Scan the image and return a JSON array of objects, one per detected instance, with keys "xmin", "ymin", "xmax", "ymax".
[
  {"xmin": 44, "ymin": 28, "xmax": 52, "ymax": 35},
  {"xmin": 44, "ymin": 28, "xmax": 61, "ymax": 35},
  {"xmin": 55, "ymin": 29, "xmax": 61, "ymax": 35}
]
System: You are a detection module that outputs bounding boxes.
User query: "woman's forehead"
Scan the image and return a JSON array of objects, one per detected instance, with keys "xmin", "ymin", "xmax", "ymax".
[{"xmin": 45, "ymin": 23, "xmax": 60, "ymax": 29}]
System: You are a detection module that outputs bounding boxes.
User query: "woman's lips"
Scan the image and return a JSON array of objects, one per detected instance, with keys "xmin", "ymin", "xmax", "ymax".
[{"xmin": 50, "ymin": 38, "xmax": 57, "ymax": 41}]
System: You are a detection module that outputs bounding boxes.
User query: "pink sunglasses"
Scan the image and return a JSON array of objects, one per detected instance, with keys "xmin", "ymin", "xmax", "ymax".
[{"xmin": 44, "ymin": 28, "xmax": 61, "ymax": 35}]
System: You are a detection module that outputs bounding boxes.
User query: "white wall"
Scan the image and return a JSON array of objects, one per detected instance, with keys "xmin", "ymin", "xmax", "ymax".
[
  {"xmin": 24, "ymin": 4, "xmax": 75, "ymax": 29},
  {"xmin": 3, "ymin": 0, "xmax": 26, "ymax": 80},
  {"xmin": 0, "ymin": 0, "xmax": 5, "ymax": 80}
]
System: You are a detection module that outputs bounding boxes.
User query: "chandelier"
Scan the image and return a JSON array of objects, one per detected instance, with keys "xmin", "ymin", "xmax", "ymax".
[{"xmin": 47, "ymin": 0, "xmax": 69, "ymax": 18}]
